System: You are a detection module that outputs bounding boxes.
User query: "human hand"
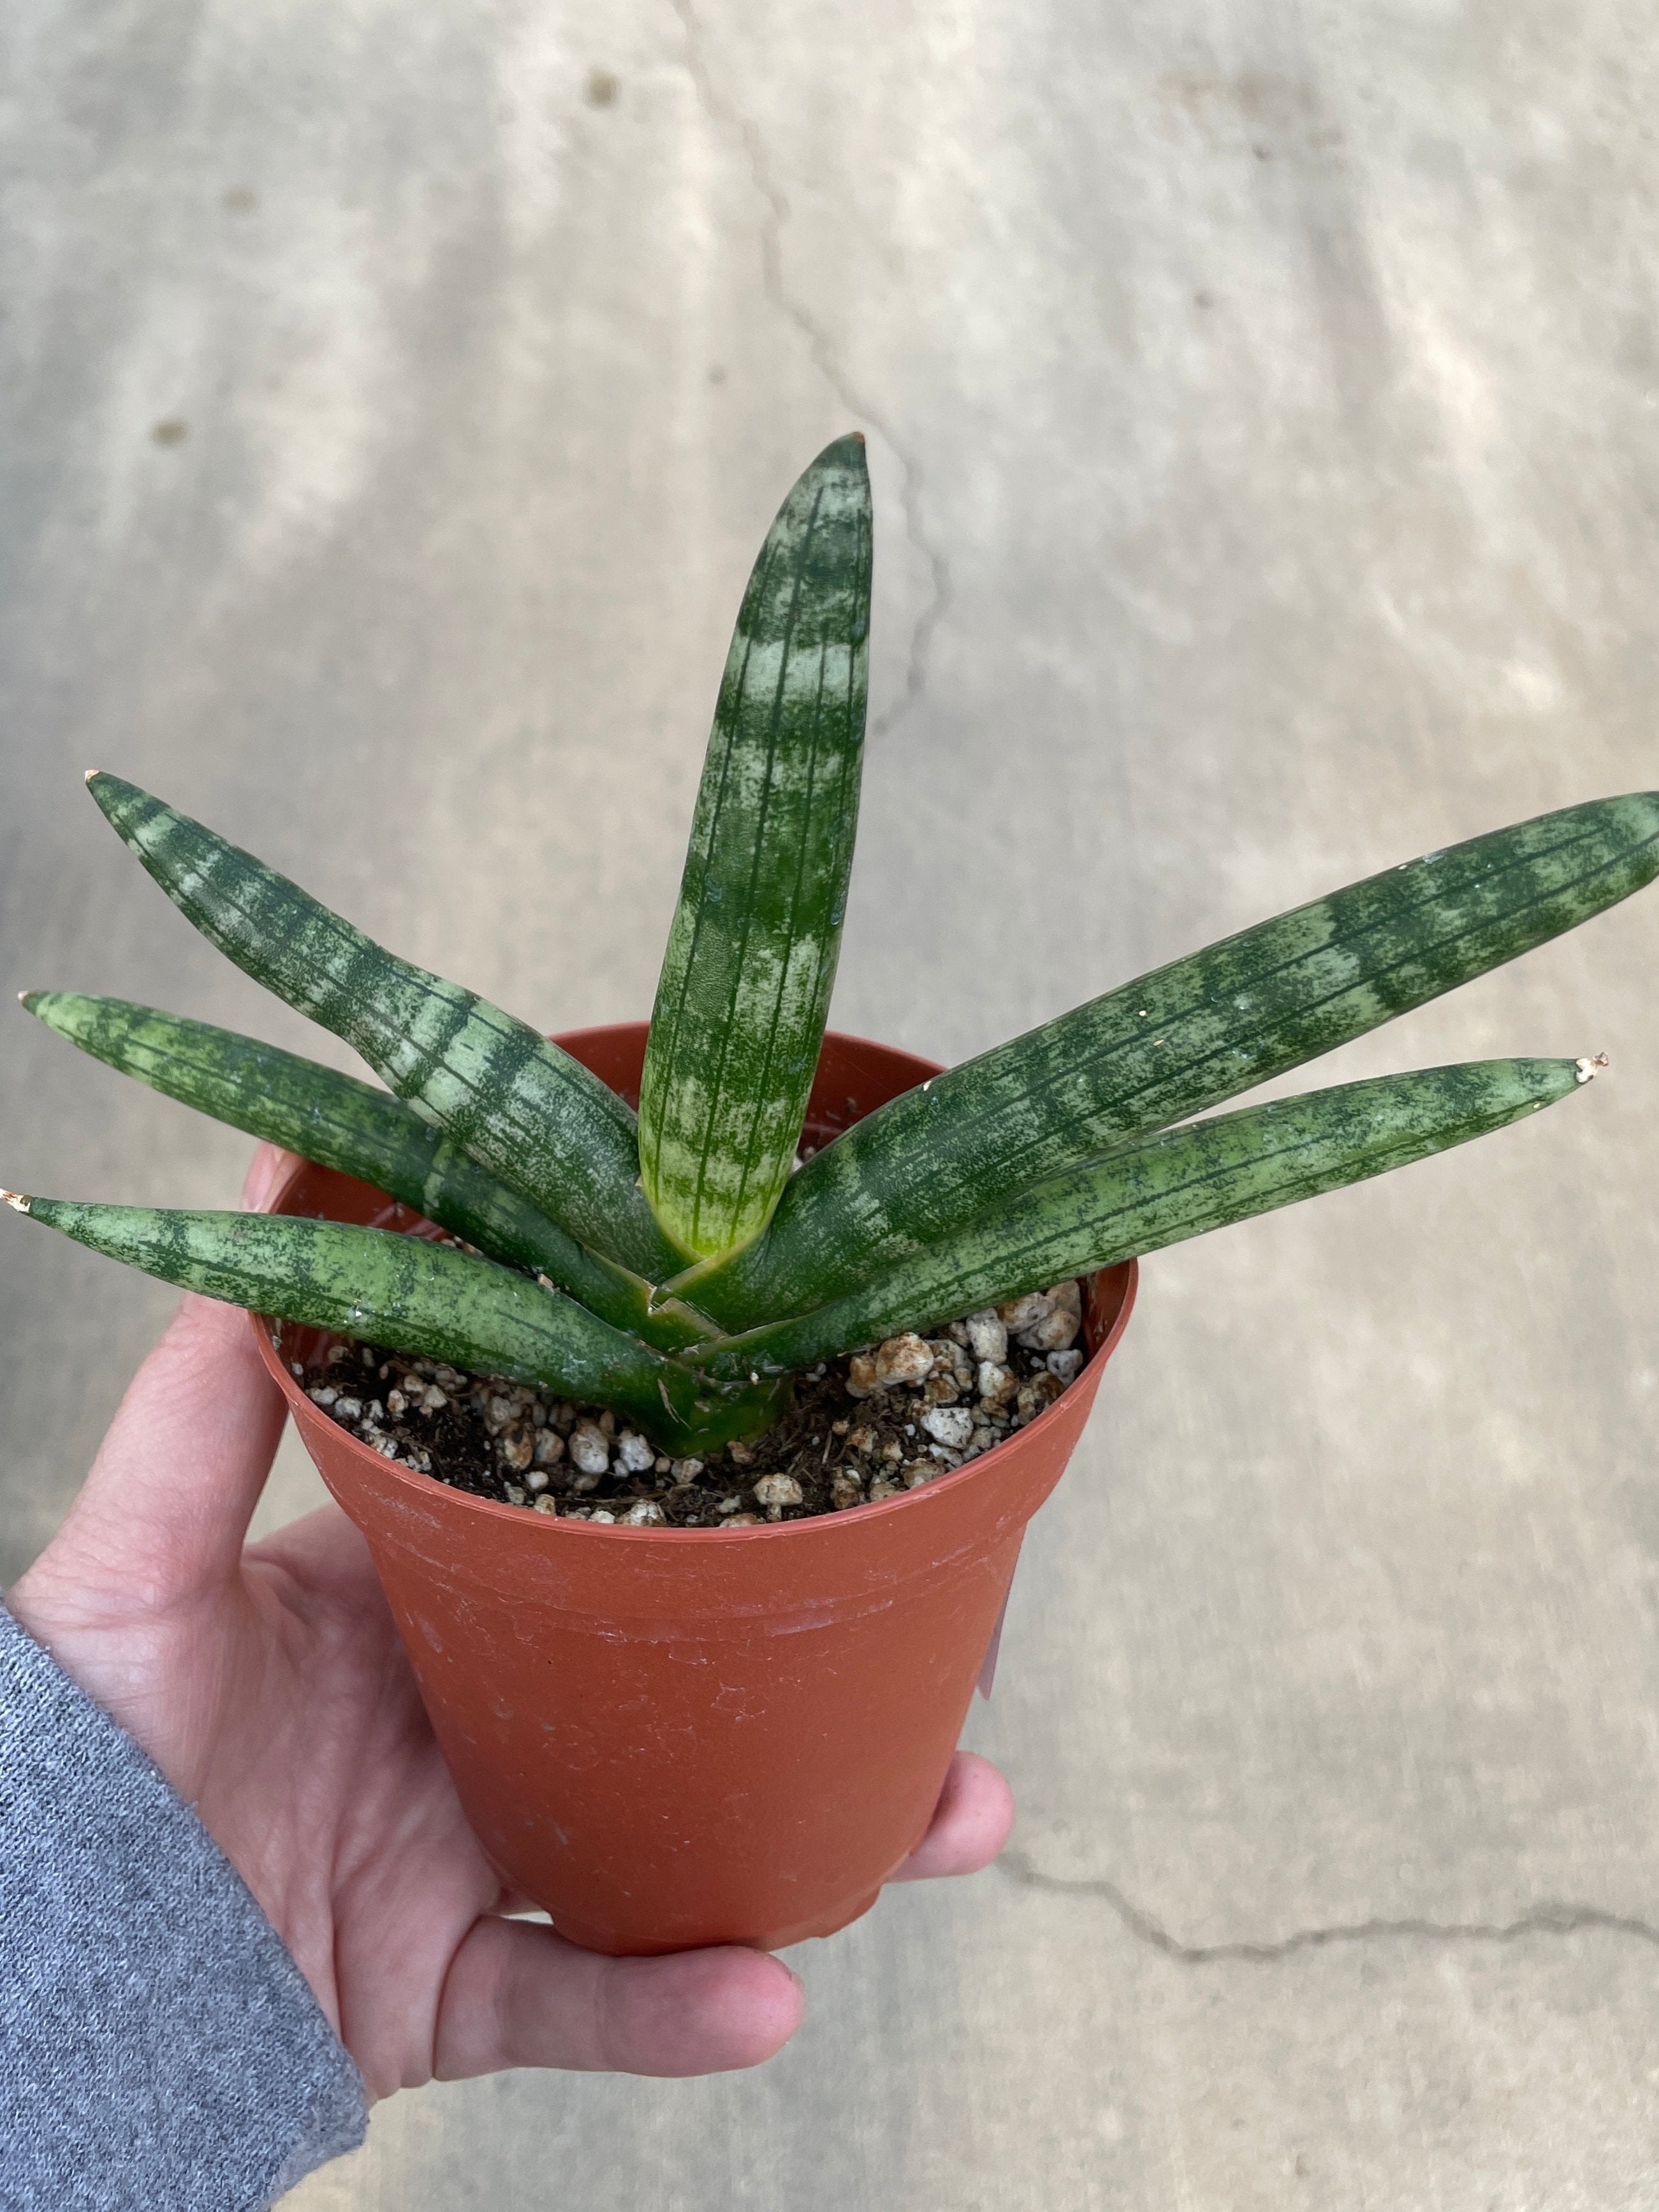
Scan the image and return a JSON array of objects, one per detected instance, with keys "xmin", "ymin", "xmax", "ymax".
[{"xmin": 5, "ymin": 1146, "xmax": 1015, "ymax": 2100}]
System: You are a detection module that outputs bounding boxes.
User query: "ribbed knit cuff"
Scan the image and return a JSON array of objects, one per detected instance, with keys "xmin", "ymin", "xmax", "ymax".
[{"xmin": 0, "ymin": 1602, "xmax": 366, "ymax": 2209}]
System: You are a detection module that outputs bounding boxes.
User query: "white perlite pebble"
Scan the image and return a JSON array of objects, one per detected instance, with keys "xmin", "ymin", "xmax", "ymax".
[
  {"xmin": 568, "ymin": 1421, "xmax": 610, "ymax": 1476},
  {"xmin": 965, "ymin": 1310, "xmax": 1007, "ymax": 1363},
  {"xmin": 921, "ymin": 1405, "xmax": 974, "ymax": 1449},
  {"xmin": 330, "ymin": 1397, "xmax": 363, "ymax": 1425},
  {"xmin": 977, "ymin": 1359, "xmax": 1018, "ymax": 1408},
  {"xmin": 615, "ymin": 1432, "xmax": 655, "ymax": 1474},
  {"xmin": 1020, "ymin": 1280, "xmax": 1084, "ymax": 1349},
  {"xmin": 1047, "ymin": 1348, "xmax": 1085, "ymax": 1384},
  {"xmin": 874, "ymin": 1333, "xmax": 935, "ymax": 1387},
  {"xmin": 754, "ymin": 1472, "xmax": 803, "ymax": 1509},
  {"xmin": 588, "ymin": 1509, "xmax": 617, "ymax": 1525},
  {"xmin": 1016, "ymin": 1372, "xmax": 1065, "ymax": 1421},
  {"xmin": 939, "ymin": 1340, "xmax": 976, "ymax": 1390},
  {"xmin": 845, "ymin": 1354, "xmax": 879, "ymax": 1398},
  {"xmin": 669, "ymin": 1458, "xmax": 705, "ymax": 1486},
  {"xmin": 622, "ymin": 1498, "xmax": 666, "ymax": 1526},
  {"xmin": 997, "ymin": 1292, "xmax": 1051, "ymax": 1334},
  {"xmin": 532, "ymin": 1430, "xmax": 565, "ymax": 1467},
  {"xmin": 1019, "ymin": 1303, "xmax": 1080, "ymax": 1352}
]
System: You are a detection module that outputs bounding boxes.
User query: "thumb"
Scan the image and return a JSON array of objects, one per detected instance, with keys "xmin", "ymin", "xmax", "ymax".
[{"xmin": 30, "ymin": 1290, "xmax": 288, "ymax": 1613}]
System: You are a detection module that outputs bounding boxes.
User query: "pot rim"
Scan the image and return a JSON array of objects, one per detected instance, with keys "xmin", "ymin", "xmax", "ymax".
[{"xmin": 249, "ymin": 1025, "xmax": 1139, "ymax": 1546}]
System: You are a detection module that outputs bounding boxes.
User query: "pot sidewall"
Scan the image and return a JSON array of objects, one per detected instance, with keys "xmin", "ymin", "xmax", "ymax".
[{"xmin": 252, "ymin": 1027, "xmax": 1137, "ymax": 1952}]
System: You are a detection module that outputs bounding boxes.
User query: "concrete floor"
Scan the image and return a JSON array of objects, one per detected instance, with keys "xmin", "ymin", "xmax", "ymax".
[{"xmin": 4, "ymin": 1, "xmax": 1659, "ymax": 2203}]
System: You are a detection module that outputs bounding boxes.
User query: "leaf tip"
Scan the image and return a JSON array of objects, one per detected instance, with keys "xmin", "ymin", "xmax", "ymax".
[
  {"xmin": 815, "ymin": 430, "xmax": 870, "ymax": 477},
  {"xmin": 1574, "ymin": 1052, "xmax": 1610, "ymax": 1085},
  {"xmin": 1, "ymin": 1190, "xmax": 31, "ymax": 1214}
]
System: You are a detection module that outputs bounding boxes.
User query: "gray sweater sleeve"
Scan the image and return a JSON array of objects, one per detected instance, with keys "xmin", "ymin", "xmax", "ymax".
[{"xmin": 0, "ymin": 1603, "xmax": 367, "ymax": 2209}]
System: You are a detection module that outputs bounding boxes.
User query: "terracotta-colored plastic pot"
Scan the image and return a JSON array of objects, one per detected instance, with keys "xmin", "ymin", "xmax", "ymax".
[{"xmin": 252, "ymin": 1025, "xmax": 1137, "ymax": 1955}]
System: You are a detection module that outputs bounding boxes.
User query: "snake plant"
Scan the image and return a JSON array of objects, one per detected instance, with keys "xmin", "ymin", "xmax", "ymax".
[{"xmin": 8, "ymin": 436, "xmax": 1656, "ymax": 1456}]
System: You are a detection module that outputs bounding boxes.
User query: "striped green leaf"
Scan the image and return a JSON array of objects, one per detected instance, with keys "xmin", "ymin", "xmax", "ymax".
[
  {"xmin": 85, "ymin": 773, "xmax": 682, "ymax": 1280},
  {"xmin": 4, "ymin": 1196, "xmax": 782, "ymax": 1453},
  {"xmin": 689, "ymin": 796, "xmax": 1659, "ymax": 1327},
  {"xmin": 22, "ymin": 991, "xmax": 717, "ymax": 1351},
  {"xmin": 692, "ymin": 1058, "xmax": 1586, "ymax": 1378},
  {"xmin": 639, "ymin": 434, "xmax": 872, "ymax": 1262}
]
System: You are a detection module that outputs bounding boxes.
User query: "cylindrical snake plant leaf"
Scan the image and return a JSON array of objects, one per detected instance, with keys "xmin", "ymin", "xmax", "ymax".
[
  {"xmin": 638, "ymin": 434, "xmax": 872, "ymax": 1262},
  {"xmin": 84, "ymin": 773, "xmax": 683, "ymax": 1281},
  {"xmin": 692, "ymin": 1058, "xmax": 1587, "ymax": 1379},
  {"xmin": 690, "ymin": 796, "xmax": 1659, "ymax": 1326},
  {"xmin": 6, "ymin": 1196, "xmax": 663, "ymax": 1403},
  {"xmin": 20, "ymin": 992, "xmax": 716, "ymax": 1351},
  {"xmin": 2, "ymin": 1196, "xmax": 783, "ymax": 1453}
]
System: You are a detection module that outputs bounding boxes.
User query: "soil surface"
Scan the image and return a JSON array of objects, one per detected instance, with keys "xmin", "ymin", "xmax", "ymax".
[{"xmin": 291, "ymin": 1281, "xmax": 1088, "ymax": 1527}]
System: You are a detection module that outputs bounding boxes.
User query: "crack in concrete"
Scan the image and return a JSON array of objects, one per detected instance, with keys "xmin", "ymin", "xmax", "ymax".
[
  {"xmin": 669, "ymin": 0, "xmax": 951, "ymax": 736},
  {"xmin": 997, "ymin": 1850, "xmax": 1659, "ymax": 1963}
]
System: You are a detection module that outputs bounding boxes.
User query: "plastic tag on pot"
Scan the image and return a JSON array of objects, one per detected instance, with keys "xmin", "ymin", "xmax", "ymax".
[{"xmin": 977, "ymin": 1574, "xmax": 1016, "ymax": 1701}]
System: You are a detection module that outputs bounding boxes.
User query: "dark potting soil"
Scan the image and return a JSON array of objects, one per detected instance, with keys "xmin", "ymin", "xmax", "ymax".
[{"xmin": 291, "ymin": 1281, "xmax": 1089, "ymax": 1528}]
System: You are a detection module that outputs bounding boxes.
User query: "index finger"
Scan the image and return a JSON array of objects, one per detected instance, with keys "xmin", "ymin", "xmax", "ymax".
[{"xmin": 888, "ymin": 1752, "xmax": 1015, "ymax": 1882}]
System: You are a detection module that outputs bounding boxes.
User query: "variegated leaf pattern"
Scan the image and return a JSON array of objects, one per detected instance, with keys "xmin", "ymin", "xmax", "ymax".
[
  {"xmin": 638, "ymin": 434, "xmax": 872, "ymax": 1260},
  {"xmin": 22, "ymin": 991, "xmax": 717, "ymax": 1349},
  {"xmin": 85, "ymin": 773, "xmax": 683, "ymax": 1280},
  {"xmin": 690, "ymin": 795, "xmax": 1659, "ymax": 1328},
  {"xmin": 694, "ymin": 1059, "xmax": 1584, "ymax": 1378},
  {"xmin": 4, "ymin": 1196, "xmax": 784, "ymax": 1454}
]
